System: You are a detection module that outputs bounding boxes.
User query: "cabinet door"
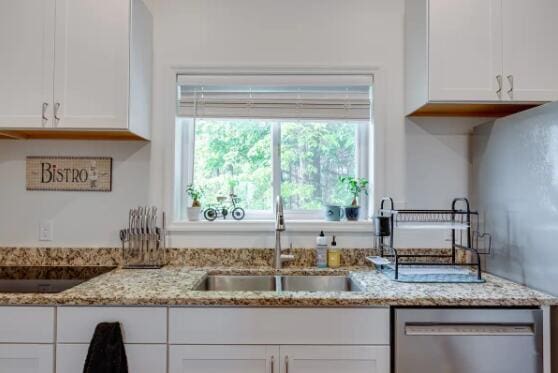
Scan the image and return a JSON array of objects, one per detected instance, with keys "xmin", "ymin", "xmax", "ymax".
[
  {"xmin": 502, "ymin": 0, "xmax": 558, "ymax": 102},
  {"xmin": 0, "ymin": 345, "xmax": 53, "ymax": 373},
  {"xmin": 279, "ymin": 346, "xmax": 389, "ymax": 373},
  {"xmin": 53, "ymin": 0, "xmax": 129, "ymax": 129},
  {"xmin": 56, "ymin": 344, "xmax": 166, "ymax": 373},
  {"xmin": 428, "ymin": 0, "xmax": 503, "ymax": 101},
  {"xmin": 169, "ymin": 345, "xmax": 278, "ymax": 373},
  {"xmin": 0, "ymin": 0, "xmax": 55, "ymax": 128}
]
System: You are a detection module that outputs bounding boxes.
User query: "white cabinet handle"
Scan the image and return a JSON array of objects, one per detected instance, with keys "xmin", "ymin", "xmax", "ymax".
[
  {"xmin": 285, "ymin": 356, "xmax": 289, "ymax": 373},
  {"xmin": 42, "ymin": 103, "xmax": 49, "ymax": 122},
  {"xmin": 270, "ymin": 356, "xmax": 275, "ymax": 373},
  {"xmin": 507, "ymin": 75, "xmax": 514, "ymax": 97},
  {"xmin": 54, "ymin": 102, "xmax": 61, "ymax": 124},
  {"xmin": 496, "ymin": 75, "xmax": 503, "ymax": 98}
]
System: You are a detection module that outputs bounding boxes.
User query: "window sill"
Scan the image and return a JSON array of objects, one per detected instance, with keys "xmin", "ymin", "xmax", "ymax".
[{"xmin": 168, "ymin": 220, "xmax": 374, "ymax": 233}]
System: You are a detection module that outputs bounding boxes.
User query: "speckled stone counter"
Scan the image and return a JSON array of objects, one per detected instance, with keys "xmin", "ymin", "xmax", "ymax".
[{"xmin": 0, "ymin": 266, "xmax": 554, "ymax": 307}]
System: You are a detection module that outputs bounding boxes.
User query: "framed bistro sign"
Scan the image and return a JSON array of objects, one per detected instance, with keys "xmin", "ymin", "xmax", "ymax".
[{"xmin": 26, "ymin": 156, "xmax": 112, "ymax": 192}]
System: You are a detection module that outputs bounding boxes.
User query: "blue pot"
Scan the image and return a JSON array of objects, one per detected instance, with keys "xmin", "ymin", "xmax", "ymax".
[{"xmin": 345, "ymin": 207, "xmax": 360, "ymax": 221}]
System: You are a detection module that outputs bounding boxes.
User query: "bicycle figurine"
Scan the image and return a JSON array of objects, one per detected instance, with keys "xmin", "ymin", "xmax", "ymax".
[{"xmin": 203, "ymin": 193, "xmax": 246, "ymax": 221}]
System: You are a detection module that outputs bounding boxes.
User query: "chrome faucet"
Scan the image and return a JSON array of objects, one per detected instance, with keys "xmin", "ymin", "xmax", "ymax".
[{"xmin": 274, "ymin": 196, "xmax": 294, "ymax": 269}]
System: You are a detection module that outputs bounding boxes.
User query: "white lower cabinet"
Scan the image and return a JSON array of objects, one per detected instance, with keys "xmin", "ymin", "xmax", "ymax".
[
  {"xmin": 169, "ymin": 345, "xmax": 278, "ymax": 373},
  {"xmin": 0, "ymin": 344, "xmax": 53, "ymax": 373},
  {"xmin": 279, "ymin": 345, "xmax": 389, "ymax": 373},
  {"xmin": 0, "ymin": 306, "xmax": 391, "ymax": 373},
  {"xmin": 56, "ymin": 343, "xmax": 166, "ymax": 373},
  {"xmin": 57, "ymin": 306, "xmax": 167, "ymax": 344},
  {"xmin": 169, "ymin": 345, "xmax": 390, "ymax": 373},
  {"xmin": 168, "ymin": 308, "xmax": 390, "ymax": 373}
]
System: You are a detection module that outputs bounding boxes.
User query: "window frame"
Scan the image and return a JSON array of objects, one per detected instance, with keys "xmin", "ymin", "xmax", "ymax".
[
  {"xmin": 164, "ymin": 68, "xmax": 386, "ymax": 233},
  {"xmin": 174, "ymin": 117, "xmax": 370, "ymax": 222}
]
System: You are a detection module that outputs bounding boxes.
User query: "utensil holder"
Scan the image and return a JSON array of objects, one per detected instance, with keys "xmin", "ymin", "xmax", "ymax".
[{"xmin": 120, "ymin": 208, "xmax": 166, "ymax": 269}]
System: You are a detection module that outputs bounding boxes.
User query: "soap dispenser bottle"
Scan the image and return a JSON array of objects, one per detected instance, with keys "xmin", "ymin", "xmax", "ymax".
[
  {"xmin": 327, "ymin": 235, "xmax": 341, "ymax": 268},
  {"xmin": 315, "ymin": 231, "xmax": 328, "ymax": 268}
]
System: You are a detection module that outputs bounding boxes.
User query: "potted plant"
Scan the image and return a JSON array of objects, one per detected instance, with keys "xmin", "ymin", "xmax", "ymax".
[
  {"xmin": 339, "ymin": 176, "xmax": 369, "ymax": 221},
  {"xmin": 186, "ymin": 184, "xmax": 204, "ymax": 221}
]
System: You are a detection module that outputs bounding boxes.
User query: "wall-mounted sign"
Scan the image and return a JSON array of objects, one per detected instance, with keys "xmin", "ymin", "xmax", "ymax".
[{"xmin": 26, "ymin": 156, "xmax": 112, "ymax": 192}]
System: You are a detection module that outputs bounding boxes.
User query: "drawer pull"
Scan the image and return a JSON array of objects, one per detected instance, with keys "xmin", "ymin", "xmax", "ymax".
[
  {"xmin": 507, "ymin": 75, "xmax": 514, "ymax": 97},
  {"xmin": 54, "ymin": 102, "xmax": 61, "ymax": 124},
  {"xmin": 496, "ymin": 75, "xmax": 503, "ymax": 97},
  {"xmin": 42, "ymin": 102, "xmax": 48, "ymax": 123}
]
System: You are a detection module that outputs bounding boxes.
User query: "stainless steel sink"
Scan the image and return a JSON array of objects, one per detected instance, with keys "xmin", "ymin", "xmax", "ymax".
[
  {"xmin": 195, "ymin": 275, "xmax": 362, "ymax": 292},
  {"xmin": 281, "ymin": 275, "xmax": 362, "ymax": 292},
  {"xmin": 195, "ymin": 275, "xmax": 277, "ymax": 291}
]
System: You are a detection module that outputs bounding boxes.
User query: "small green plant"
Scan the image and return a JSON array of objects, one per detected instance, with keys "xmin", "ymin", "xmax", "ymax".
[
  {"xmin": 186, "ymin": 184, "xmax": 204, "ymax": 207},
  {"xmin": 339, "ymin": 176, "xmax": 369, "ymax": 207}
]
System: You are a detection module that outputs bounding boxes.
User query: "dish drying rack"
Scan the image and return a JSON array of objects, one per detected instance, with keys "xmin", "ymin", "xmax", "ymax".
[
  {"xmin": 372, "ymin": 197, "xmax": 491, "ymax": 282},
  {"xmin": 120, "ymin": 206, "xmax": 166, "ymax": 269}
]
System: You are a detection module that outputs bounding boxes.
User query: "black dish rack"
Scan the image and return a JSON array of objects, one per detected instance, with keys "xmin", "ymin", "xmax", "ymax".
[{"xmin": 374, "ymin": 197, "xmax": 491, "ymax": 282}]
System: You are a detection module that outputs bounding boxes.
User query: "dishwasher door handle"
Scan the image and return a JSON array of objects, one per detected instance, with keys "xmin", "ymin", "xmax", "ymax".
[{"xmin": 405, "ymin": 324, "xmax": 535, "ymax": 336}]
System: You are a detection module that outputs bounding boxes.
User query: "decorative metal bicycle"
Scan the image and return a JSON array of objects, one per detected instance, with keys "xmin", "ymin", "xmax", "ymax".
[{"xmin": 203, "ymin": 193, "xmax": 246, "ymax": 221}]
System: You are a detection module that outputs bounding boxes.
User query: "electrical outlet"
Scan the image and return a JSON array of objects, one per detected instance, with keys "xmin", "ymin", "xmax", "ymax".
[{"xmin": 39, "ymin": 220, "xmax": 53, "ymax": 241}]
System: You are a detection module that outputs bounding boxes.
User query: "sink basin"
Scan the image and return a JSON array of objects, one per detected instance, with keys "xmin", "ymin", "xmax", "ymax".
[
  {"xmin": 196, "ymin": 275, "xmax": 362, "ymax": 292},
  {"xmin": 0, "ymin": 266, "xmax": 115, "ymax": 293},
  {"xmin": 196, "ymin": 275, "xmax": 277, "ymax": 291},
  {"xmin": 281, "ymin": 276, "xmax": 362, "ymax": 292}
]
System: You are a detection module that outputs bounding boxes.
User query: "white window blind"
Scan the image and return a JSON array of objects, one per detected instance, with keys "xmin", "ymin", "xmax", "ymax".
[{"xmin": 177, "ymin": 74, "xmax": 372, "ymax": 120}]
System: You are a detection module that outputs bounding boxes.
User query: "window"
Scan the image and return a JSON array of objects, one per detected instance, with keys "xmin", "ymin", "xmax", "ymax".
[{"xmin": 174, "ymin": 74, "xmax": 373, "ymax": 222}]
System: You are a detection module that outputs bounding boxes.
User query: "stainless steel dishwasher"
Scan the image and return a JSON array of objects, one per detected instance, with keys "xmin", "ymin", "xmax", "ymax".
[{"xmin": 394, "ymin": 308, "xmax": 543, "ymax": 373}]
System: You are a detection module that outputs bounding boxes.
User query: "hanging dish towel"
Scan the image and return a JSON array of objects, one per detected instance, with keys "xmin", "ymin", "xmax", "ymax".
[{"xmin": 83, "ymin": 322, "xmax": 128, "ymax": 373}]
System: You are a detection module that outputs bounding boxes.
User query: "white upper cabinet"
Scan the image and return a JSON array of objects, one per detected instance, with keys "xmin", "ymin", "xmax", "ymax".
[
  {"xmin": 406, "ymin": 0, "xmax": 558, "ymax": 116},
  {"xmin": 53, "ymin": 0, "xmax": 130, "ymax": 130},
  {"xmin": 0, "ymin": 0, "xmax": 152, "ymax": 139},
  {"xmin": 502, "ymin": 0, "xmax": 558, "ymax": 102},
  {"xmin": 428, "ymin": 0, "xmax": 503, "ymax": 102},
  {"xmin": 0, "ymin": 0, "xmax": 55, "ymax": 128}
]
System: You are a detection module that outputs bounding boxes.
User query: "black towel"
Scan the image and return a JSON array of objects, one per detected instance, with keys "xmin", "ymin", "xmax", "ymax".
[{"xmin": 83, "ymin": 322, "xmax": 128, "ymax": 373}]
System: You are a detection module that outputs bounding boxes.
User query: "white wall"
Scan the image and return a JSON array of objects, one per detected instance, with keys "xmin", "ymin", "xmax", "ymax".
[
  {"xmin": 153, "ymin": 0, "xmax": 406, "ymax": 248},
  {"xmin": 0, "ymin": 140, "xmax": 150, "ymax": 246},
  {"xmin": 0, "ymin": 0, "xmax": 474, "ymax": 248},
  {"xmin": 401, "ymin": 117, "xmax": 486, "ymax": 247}
]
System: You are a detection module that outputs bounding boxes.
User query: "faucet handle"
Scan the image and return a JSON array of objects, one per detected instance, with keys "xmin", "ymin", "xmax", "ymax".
[{"xmin": 280, "ymin": 254, "xmax": 295, "ymax": 263}]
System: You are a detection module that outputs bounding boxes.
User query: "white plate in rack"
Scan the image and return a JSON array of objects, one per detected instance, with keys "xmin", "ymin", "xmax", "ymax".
[{"xmin": 366, "ymin": 256, "xmax": 391, "ymax": 266}]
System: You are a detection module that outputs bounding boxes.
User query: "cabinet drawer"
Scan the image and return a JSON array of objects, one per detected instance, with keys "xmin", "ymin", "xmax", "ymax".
[
  {"xmin": 0, "ymin": 307, "xmax": 54, "ymax": 343},
  {"xmin": 170, "ymin": 308, "xmax": 390, "ymax": 345},
  {"xmin": 0, "ymin": 344, "xmax": 54, "ymax": 373},
  {"xmin": 169, "ymin": 345, "xmax": 277, "ymax": 373},
  {"xmin": 57, "ymin": 306, "xmax": 166, "ymax": 343},
  {"xmin": 56, "ymin": 343, "xmax": 166, "ymax": 373},
  {"xmin": 280, "ymin": 345, "xmax": 390, "ymax": 373}
]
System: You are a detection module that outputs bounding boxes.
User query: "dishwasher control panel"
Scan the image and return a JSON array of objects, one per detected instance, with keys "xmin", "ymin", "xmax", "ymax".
[{"xmin": 405, "ymin": 323, "xmax": 535, "ymax": 336}]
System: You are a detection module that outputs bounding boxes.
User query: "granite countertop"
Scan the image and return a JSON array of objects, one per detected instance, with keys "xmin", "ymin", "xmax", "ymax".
[{"xmin": 0, "ymin": 266, "xmax": 555, "ymax": 307}]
